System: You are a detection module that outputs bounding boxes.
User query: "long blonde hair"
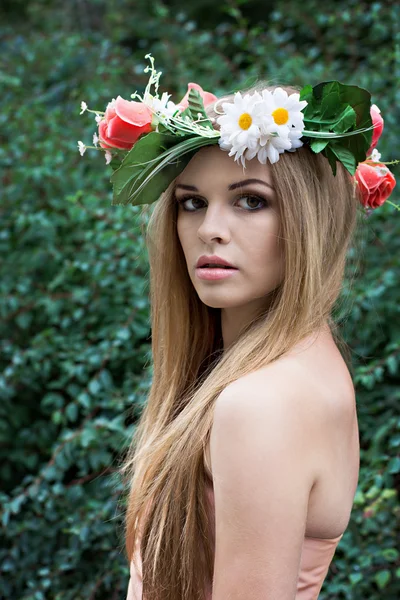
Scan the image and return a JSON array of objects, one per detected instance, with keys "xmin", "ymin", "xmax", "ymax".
[{"xmin": 120, "ymin": 81, "xmax": 363, "ymax": 599}]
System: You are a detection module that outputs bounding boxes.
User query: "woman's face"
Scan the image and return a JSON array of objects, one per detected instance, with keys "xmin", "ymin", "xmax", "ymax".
[{"xmin": 175, "ymin": 145, "xmax": 284, "ymax": 311}]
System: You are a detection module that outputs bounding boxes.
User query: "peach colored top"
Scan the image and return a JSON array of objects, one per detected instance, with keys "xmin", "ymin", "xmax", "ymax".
[{"xmin": 126, "ymin": 455, "xmax": 344, "ymax": 600}]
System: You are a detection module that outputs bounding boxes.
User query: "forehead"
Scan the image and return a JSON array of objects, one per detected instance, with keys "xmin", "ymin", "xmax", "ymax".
[{"xmin": 175, "ymin": 145, "xmax": 274, "ymax": 189}]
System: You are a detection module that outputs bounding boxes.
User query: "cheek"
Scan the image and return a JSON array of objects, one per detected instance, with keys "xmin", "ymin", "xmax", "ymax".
[
  {"xmin": 255, "ymin": 237, "xmax": 282, "ymax": 269},
  {"xmin": 247, "ymin": 223, "xmax": 283, "ymax": 282},
  {"xmin": 176, "ymin": 216, "xmax": 185, "ymax": 249},
  {"xmin": 176, "ymin": 216, "xmax": 193, "ymax": 262},
  {"xmin": 177, "ymin": 210, "xmax": 198, "ymax": 234},
  {"xmin": 248, "ymin": 214, "xmax": 281, "ymax": 257}
]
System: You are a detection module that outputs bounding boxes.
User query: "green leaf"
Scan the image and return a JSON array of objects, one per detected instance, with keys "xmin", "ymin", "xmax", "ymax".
[
  {"xmin": 329, "ymin": 142, "xmax": 357, "ymax": 175},
  {"xmin": 382, "ymin": 548, "xmax": 399, "ymax": 562},
  {"xmin": 110, "ymin": 131, "xmax": 178, "ymax": 200},
  {"xmin": 334, "ymin": 105, "xmax": 357, "ymax": 134},
  {"xmin": 301, "ymin": 81, "xmax": 373, "ymax": 175},
  {"xmin": 310, "ymin": 139, "xmax": 329, "ymax": 153},
  {"xmin": 324, "ymin": 146, "xmax": 338, "ymax": 176},
  {"xmin": 109, "ymin": 156, "xmax": 123, "ymax": 171},
  {"xmin": 375, "ymin": 570, "xmax": 391, "ymax": 589},
  {"xmin": 77, "ymin": 392, "xmax": 91, "ymax": 409},
  {"xmin": 89, "ymin": 378, "xmax": 101, "ymax": 395},
  {"xmin": 349, "ymin": 572, "xmax": 363, "ymax": 585},
  {"xmin": 66, "ymin": 403, "xmax": 78, "ymax": 423},
  {"xmin": 179, "ymin": 107, "xmax": 192, "ymax": 120},
  {"xmin": 320, "ymin": 82, "xmax": 342, "ymax": 121},
  {"xmin": 387, "ymin": 456, "xmax": 400, "ymax": 474},
  {"xmin": 186, "ymin": 89, "xmax": 215, "ymax": 130},
  {"xmin": 110, "ymin": 131, "xmax": 200, "ymax": 205},
  {"xmin": 112, "ymin": 134, "xmax": 219, "ymax": 206},
  {"xmin": 386, "ymin": 354, "xmax": 398, "ymax": 375}
]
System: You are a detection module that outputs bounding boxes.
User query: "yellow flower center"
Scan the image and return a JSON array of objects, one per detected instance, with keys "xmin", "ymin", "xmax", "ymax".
[
  {"xmin": 272, "ymin": 107, "xmax": 289, "ymax": 126},
  {"xmin": 238, "ymin": 113, "xmax": 252, "ymax": 130}
]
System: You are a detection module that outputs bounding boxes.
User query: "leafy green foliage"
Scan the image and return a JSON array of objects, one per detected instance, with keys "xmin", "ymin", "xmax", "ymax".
[
  {"xmin": 110, "ymin": 131, "xmax": 181, "ymax": 204},
  {"xmin": 110, "ymin": 132, "xmax": 218, "ymax": 206},
  {"xmin": 300, "ymin": 81, "xmax": 373, "ymax": 175},
  {"xmin": 1, "ymin": 0, "xmax": 399, "ymax": 598}
]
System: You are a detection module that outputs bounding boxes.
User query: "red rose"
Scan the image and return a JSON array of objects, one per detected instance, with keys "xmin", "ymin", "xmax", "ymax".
[
  {"xmin": 178, "ymin": 83, "xmax": 218, "ymax": 110},
  {"xmin": 366, "ymin": 104, "xmax": 384, "ymax": 157},
  {"xmin": 98, "ymin": 96, "xmax": 153, "ymax": 150},
  {"xmin": 355, "ymin": 162, "xmax": 396, "ymax": 209}
]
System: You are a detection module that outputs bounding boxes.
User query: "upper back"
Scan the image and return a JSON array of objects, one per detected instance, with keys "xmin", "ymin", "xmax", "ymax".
[
  {"xmin": 282, "ymin": 324, "xmax": 360, "ymax": 538},
  {"xmin": 205, "ymin": 323, "xmax": 360, "ymax": 540}
]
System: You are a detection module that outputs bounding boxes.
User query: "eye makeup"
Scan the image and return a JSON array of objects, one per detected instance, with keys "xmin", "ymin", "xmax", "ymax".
[{"xmin": 175, "ymin": 193, "xmax": 270, "ymax": 213}]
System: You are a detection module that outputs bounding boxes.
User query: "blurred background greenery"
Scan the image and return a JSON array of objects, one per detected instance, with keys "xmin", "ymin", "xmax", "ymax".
[{"xmin": 1, "ymin": 0, "xmax": 399, "ymax": 598}]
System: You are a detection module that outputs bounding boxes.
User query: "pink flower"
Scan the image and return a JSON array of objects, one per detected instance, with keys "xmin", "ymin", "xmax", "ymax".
[
  {"xmin": 355, "ymin": 161, "xmax": 396, "ymax": 209},
  {"xmin": 98, "ymin": 96, "xmax": 153, "ymax": 150},
  {"xmin": 366, "ymin": 104, "xmax": 384, "ymax": 157},
  {"xmin": 178, "ymin": 83, "xmax": 218, "ymax": 110}
]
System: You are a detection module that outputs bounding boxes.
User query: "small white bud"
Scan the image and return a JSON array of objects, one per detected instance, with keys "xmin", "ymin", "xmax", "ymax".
[
  {"xmin": 80, "ymin": 101, "xmax": 88, "ymax": 115},
  {"xmin": 105, "ymin": 150, "xmax": 112, "ymax": 165},
  {"xmin": 374, "ymin": 165, "xmax": 388, "ymax": 177},
  {"xmin": 93, "ymin": 132, "xmax": 99, "ymax": 146},
  {"xmin": 77, "ymin": 141, "xmax": 86, "ymax": 156},
  {"xmin": 370, "ymin": 148, "xmax": 381, "ymax": 162}
]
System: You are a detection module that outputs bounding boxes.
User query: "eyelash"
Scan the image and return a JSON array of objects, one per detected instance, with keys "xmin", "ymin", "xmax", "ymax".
[{"xmin": 175, "ymin": 194, "xmax": 269, "ymax": 212}]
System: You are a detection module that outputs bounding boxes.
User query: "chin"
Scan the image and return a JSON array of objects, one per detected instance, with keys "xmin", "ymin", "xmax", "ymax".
[{"xmin": 196, "ymin": 292, "xmax": 250, "ymax": 309}]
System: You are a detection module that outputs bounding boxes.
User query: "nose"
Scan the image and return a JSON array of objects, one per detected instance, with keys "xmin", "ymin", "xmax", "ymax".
[{"xmin": 197, "ymin": 204, "xmax": 231, "ymax": 244}]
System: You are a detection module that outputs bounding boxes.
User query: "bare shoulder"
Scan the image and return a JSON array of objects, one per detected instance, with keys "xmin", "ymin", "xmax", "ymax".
[
  {"xmin": 214, "ymin": 356, "xmax": 321, "ymax": 431},
  {"xmin": 208, "ymin": 333, "xmax": 356, "ymax": 597},
  {"xmin": 214, "ymin": 336, "xmax": 349, "ymax": 432},
  {"xmin": 209, "ymin": 359, "xmax": 325, "ymax": 598},
  {"xmin": 210, "ymin": 358, "xmax": 324, "ymax": 504},
  {"xmin": 212, "ymin": 328, "xmax": 356, "ymax": 472}
]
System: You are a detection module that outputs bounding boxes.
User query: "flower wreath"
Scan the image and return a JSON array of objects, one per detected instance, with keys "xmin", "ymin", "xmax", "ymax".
[{"xmin": 78, "ymin": 54, "xmax": 398, "ymax": 213}]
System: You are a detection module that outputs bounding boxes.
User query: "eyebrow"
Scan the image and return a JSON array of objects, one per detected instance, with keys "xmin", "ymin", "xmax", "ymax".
[{"xmin": 175, "ymin": 178, "xmax": 275, "ymax": 192}]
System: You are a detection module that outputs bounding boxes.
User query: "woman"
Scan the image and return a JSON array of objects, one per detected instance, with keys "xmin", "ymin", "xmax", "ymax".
[
  {"xmin": 125, "ymin": 131, "xmax": 360, "ymax": 600},
  {"xmin": 79, "ymin": 62, "xmax": 396, "ymax": 599}
]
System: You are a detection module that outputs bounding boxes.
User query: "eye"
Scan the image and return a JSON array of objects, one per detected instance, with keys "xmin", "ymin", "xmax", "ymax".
[
  {"xmin": 175, "ymin": 194, "xmax": 268, "ymax": 212},
  {"xmin": 236, "ymin": 195, "xmax": 268, "ymax": 211},
  {"xmin": 176, "ymin": 195, "xmax": 206, "ymax": 211}
]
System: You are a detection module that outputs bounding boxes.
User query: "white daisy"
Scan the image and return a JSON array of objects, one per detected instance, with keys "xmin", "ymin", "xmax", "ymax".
[
  {"xmin": 217, "ymin": 91, "xmax": 264, "ymax": 166},
  {"xmin": 251, "ymin": 88, "xmax": 308, "ymax": 164},
  {"xmin": 246, "ymin": 132, "xmax": 292, "ymax": 165},
  {"xmin": 260, "ymin": 88, "xmax": 307, "ymax": 133},
  {"xmin": 217, "ymin": 88, "xmax": 308, "ymax": 166},
  {"xmin": 77, "ymin": 141, "xmax": 86, "ymax": 156}
]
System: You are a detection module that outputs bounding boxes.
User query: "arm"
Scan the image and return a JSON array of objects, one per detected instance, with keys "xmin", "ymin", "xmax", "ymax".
[{"xmin": 209, "ymin": 368, "xmax": 321, "ymax": 600}]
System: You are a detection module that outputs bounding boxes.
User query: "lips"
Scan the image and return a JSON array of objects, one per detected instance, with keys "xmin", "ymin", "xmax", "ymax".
[
  {"xmin": 196, "ymin": 266, "xmax": 239, "ymax": 280},
  {"xmin": 196, "ymin": 255, "xmax": 237, "ymax": 268},
  {"xmin": 200, "ymin": 264, "xmax": 235, "ymax": 269}
]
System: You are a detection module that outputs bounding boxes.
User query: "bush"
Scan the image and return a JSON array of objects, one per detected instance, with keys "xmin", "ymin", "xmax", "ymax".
[{"xmin": 1, "ymin": 1, "xmax": 399, "ymax": 598}]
